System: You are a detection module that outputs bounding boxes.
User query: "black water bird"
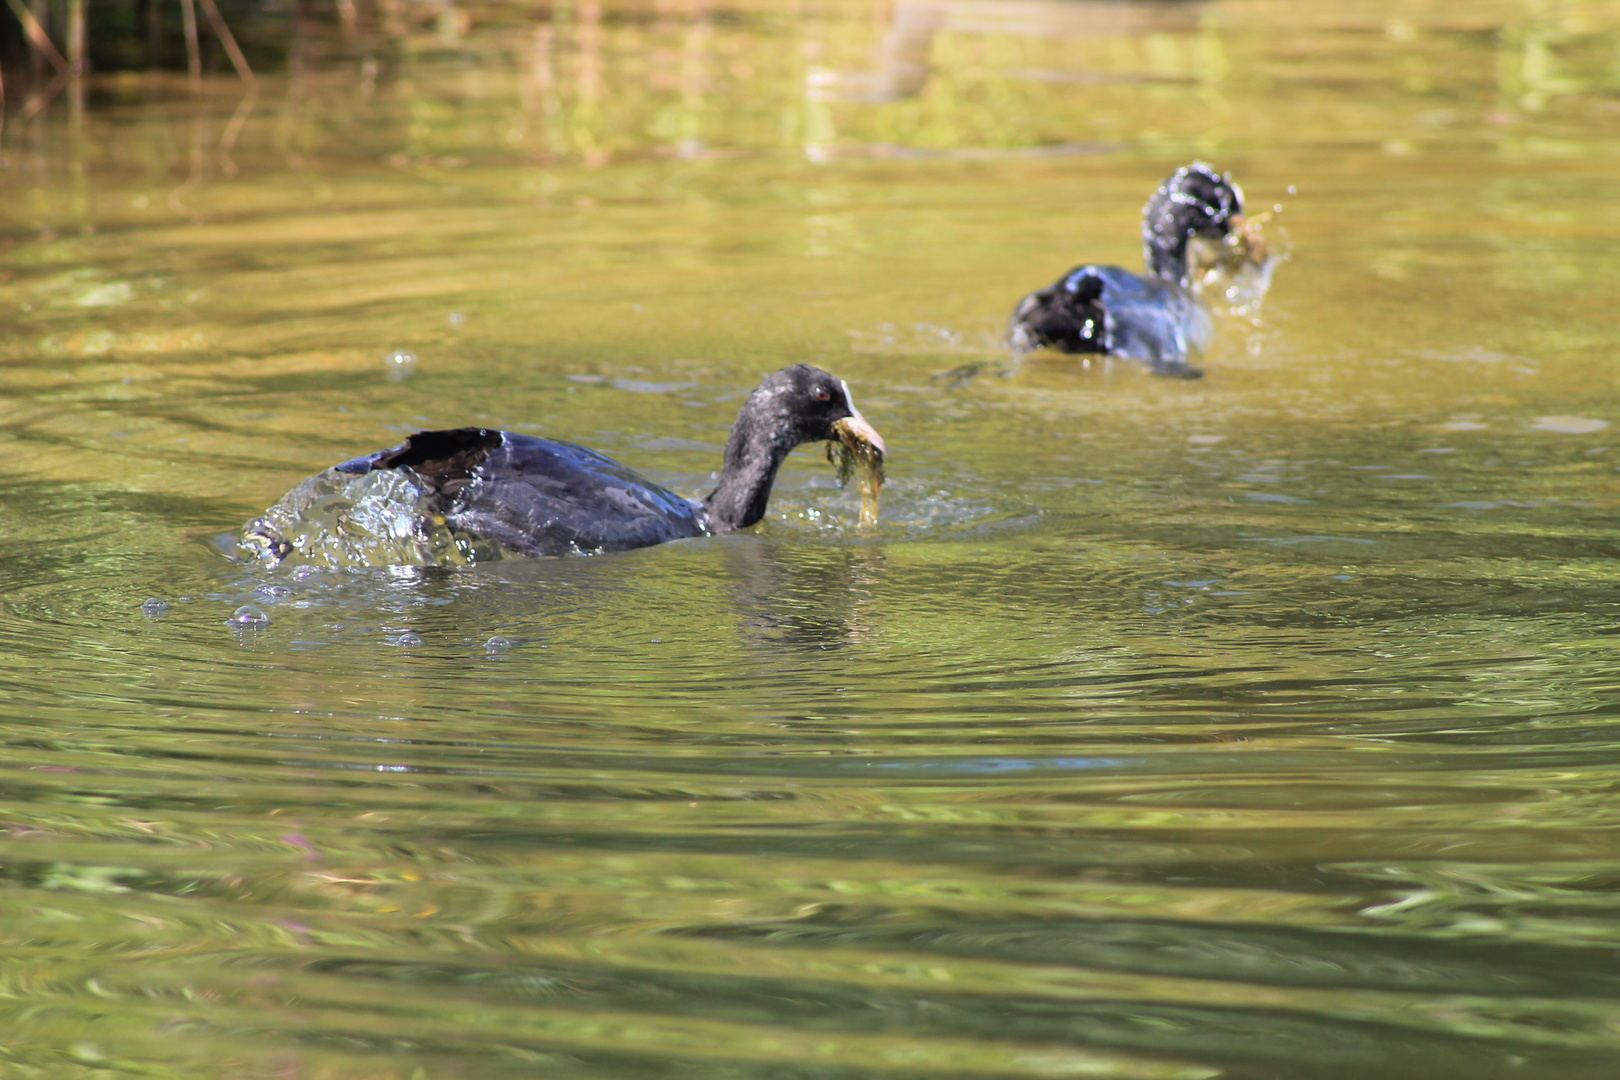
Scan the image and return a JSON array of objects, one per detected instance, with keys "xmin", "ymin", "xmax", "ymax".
[
  {"xmin": 245, "ymin": 365, "xmax": 887, "ymax": 562},
  {"xmin": 1008, "ymin": 162, "xmax": 1249, "ymax": 378}
]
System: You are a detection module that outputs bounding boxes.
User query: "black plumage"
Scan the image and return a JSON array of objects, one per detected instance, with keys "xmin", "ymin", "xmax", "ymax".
[
  {"xmin": 246, "ymin": 365, "xmax": 886, "ymax": 562},
  {"xmin": 1009, "ymin": 162, "xmax": 1248, "ymax": 379}
]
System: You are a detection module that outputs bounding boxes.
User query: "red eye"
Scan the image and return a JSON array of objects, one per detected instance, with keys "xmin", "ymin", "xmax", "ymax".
[{"xmin": 812, "ymin": 386, "xmax": 831, "ymax": 403}]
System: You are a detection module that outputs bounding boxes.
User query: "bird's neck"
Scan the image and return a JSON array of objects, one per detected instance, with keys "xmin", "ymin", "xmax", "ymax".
[
  {"xmin": 703, "ymin": 420, "xmax": 794, "ymax": 533},
  {"xmin": 1144, "ymin": 228, "xmax": 1194, "ymax": 285}
]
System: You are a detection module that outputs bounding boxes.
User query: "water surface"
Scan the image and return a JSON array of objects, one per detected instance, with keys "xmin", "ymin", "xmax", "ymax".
[{"xmin": 4, "ymin": 2, "xmax": 1620, "ymax": 1077}]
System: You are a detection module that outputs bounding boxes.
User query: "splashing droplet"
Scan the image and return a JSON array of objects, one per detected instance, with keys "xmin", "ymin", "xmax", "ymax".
[
  {"xmin": 384, "ymin": 350, "xmax": 418, "ymax": 381},
  {"xmin": 228, "ymin": 605, "xmax": 270, "ymax": 629}
]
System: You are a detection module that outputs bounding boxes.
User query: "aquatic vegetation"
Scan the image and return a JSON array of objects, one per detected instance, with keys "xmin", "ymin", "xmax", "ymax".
[
  {"xmin": 828, "ymin": 414, "xmax": 887, "ymax": 528},
  {"xmin": 1190, "ymin": 208, "xmax": 1288, "ymax": 319}
]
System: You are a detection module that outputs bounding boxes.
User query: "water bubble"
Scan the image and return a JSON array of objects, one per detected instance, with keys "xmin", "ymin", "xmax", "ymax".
[
  {"xmin": 228, "ymin": 605, "xmax": 270, "ymax": 629},
  {"xmin": 254, "ymin": 583, "xmax": 293, "ymax": 600},
  {"xmin": 448, "ymin": 311, "xmax": 466, "ymax": 328},
  {"xmin": 393, "ymin": 632, "xmax": 423, "ymax": 647},
  {"xmin": 384, "ymin": 350, "xmax": 418, "ymax": 381},
  {"xmin": 485, "ymin": 635, "xmax": 513, "ymax": 653},
  {"xmin": 140, "ymin": 597, "xmax": 169, "ymax": 616}
]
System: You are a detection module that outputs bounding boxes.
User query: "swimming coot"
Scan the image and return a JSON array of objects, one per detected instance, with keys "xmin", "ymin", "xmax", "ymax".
[
  {"xmin": 242, "ymin": 364, "xmax": 887, "ymax": 564},
  {"xmin": 1008, "ymin": 162, "xmax": 1251, "ymax": 379}
]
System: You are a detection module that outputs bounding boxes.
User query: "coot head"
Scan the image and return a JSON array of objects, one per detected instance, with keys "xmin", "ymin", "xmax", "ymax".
[
  {"xmin": 1141, "ymin": 162, "xmax": 1245, "ymax": 284},
  {"xmin": 705, "ymin": 364, "xmax": 886, "ymax": 533},
  {"xmin": 734, "ymin": 364, "xmax": 884, "ymax": 448}
]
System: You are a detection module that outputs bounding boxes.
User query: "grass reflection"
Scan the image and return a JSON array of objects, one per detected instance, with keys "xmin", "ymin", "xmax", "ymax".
[{"xmin": 5, "ymin": 0, "xmax": 1620, "ymax": 194}]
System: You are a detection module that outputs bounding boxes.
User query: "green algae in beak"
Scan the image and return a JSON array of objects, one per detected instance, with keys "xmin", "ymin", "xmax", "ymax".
[{"xmin": 828, "ymin": 414, "xmax": 887, "ymax": 528}]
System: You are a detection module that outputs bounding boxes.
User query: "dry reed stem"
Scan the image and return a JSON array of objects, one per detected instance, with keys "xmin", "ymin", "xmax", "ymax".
[
  {"xmin": 66, "ymin": 0, "xmax": 85, "ymax": 76},
  {"xmin": 195, "ymin": 0, "xmax": 259, "ymax": 176},
  {"xmin": 180, "ymin": 0, "xmax": 202, "ymax": 96},
  {"xmin": 18, "ymin": 72, "xmax": 66, "ymax": 122},
  {"xmin": 3, "ymin": 0, "xmax": 70, "ymax": 76},
  {"xmin": 197, "ymin": 0, "xmax": 257, "ymax": 89}
]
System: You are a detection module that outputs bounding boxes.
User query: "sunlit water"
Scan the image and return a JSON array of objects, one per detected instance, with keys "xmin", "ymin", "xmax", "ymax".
[{"xmin": 4, "ymin": 2, "xmax": 1620, "ymax": 1077}]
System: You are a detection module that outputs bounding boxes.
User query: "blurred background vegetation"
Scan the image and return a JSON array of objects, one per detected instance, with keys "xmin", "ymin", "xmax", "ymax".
[
  {"xmin": 6, "ymin": 1, "xmax": 1620, "ymax": 163},
  {"xmin": 0, "ymin": 0, "xmax": 277, "ymax": 77}
]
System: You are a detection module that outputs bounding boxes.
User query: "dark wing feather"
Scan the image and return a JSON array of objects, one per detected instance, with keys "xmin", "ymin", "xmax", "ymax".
[
  {"xmin": 1009, "ymin": 264, "xmax": 1207, "ymax": 378},
  {"xmin": 448, "ymin": 434, "xmax": 709, "ymax": 556},
  {"xmin": 1008, "ymin": 269, "xmax": 1107, "ymax": 355},
  {"xmin": 337, "ymin": 429, "xmax": 709, "ymax": 557}
]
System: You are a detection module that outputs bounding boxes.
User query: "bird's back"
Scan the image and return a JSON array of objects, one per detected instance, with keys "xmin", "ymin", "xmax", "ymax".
[
  {"xmin": 339, "ymin": 430, "xmax": 710, "ymax": 557},
  {"xmin": 1010, "ymin": 264, "xmax": 1210, "ymax": 377}
]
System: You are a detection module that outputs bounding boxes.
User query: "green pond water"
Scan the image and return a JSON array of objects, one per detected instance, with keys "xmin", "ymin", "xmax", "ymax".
[{"xmin": 4, "ymin": 1, "xmax": 1620, "ymax": 1076}]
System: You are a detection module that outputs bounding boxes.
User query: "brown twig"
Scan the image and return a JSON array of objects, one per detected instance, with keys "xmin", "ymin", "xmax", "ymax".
[
  {"xmin": 197, "ymin": 0, "xmax": 257, "ymax": 90},
  {"xmin": 18, "ymin": 72, "xmax": 66, "ymax": 122},
  {"xmin": 194, "ymin": 0, "xmax": 258, "ymax": 177},
  {"xmin": 217, "ymin": 88, "xmax": 257, "ymax": 177},
  {"xmin": 180, "ymin": 0, "xmax": 202, "ymax": 97},
  {"xmin": 4, "ymin": 0, "xmax": 70, "ymax": 77}
]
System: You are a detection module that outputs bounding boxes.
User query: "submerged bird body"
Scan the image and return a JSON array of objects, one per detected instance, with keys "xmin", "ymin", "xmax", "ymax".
[
  {"xmin": 1008, "ymin": 162, "xmax": 1248, "ymax": 378},
  {"xmin": 242, "ymin": 364, "xmax": 886, "ymax": 565},
  {"xmin": 1008, "ymin": 264, "xmax": 1212, "ymax": 376},
  {"xmin": 333, "ymin": 428, "xmax": 710, "ymax": 557}
]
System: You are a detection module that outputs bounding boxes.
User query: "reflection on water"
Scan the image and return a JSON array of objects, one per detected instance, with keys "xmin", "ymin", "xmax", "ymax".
[
  {"xmin": 6, "ymin": 1, "xmax": 1620, "ymax": 1078},
  {"xmin": 724, "ymin": 538, "xmax": 887, "ymax": 649},
  {"xmin": 865, "ymin": 0, "xmax": 1208, "ymax": 102}
]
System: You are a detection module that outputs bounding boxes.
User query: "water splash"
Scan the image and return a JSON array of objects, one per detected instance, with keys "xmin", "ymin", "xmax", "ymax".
[
  {"xmin": 237, "ymin": 467, "xmax": 504, "ymax": 569},
  {"xmin": 1190, "ymin": 212, "xmax": 1288, "ymax": 321},
  {"xmin": 384, "ymin": 350, "xmax": 418, "ymax": 381}
]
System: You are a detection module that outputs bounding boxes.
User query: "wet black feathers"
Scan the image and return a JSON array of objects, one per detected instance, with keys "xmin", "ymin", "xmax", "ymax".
[
  {"xmin": 1008, "ymin": 272, "xmax": 1107, "ymax": 356},
  {"xmin": 324, "ymin": 364, "xmax": 864, "ymax": 557},
  {"xmin": 1008, "ymin": 162, "xmax": 1244, "ymax": 375},
  {"xmin": 1140, "ymin": 163, "xmax": 1245, "ymax": 284},
  {"xmin": 346, "ymin": 428, "xmax": 502, "ymax": 497}
]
